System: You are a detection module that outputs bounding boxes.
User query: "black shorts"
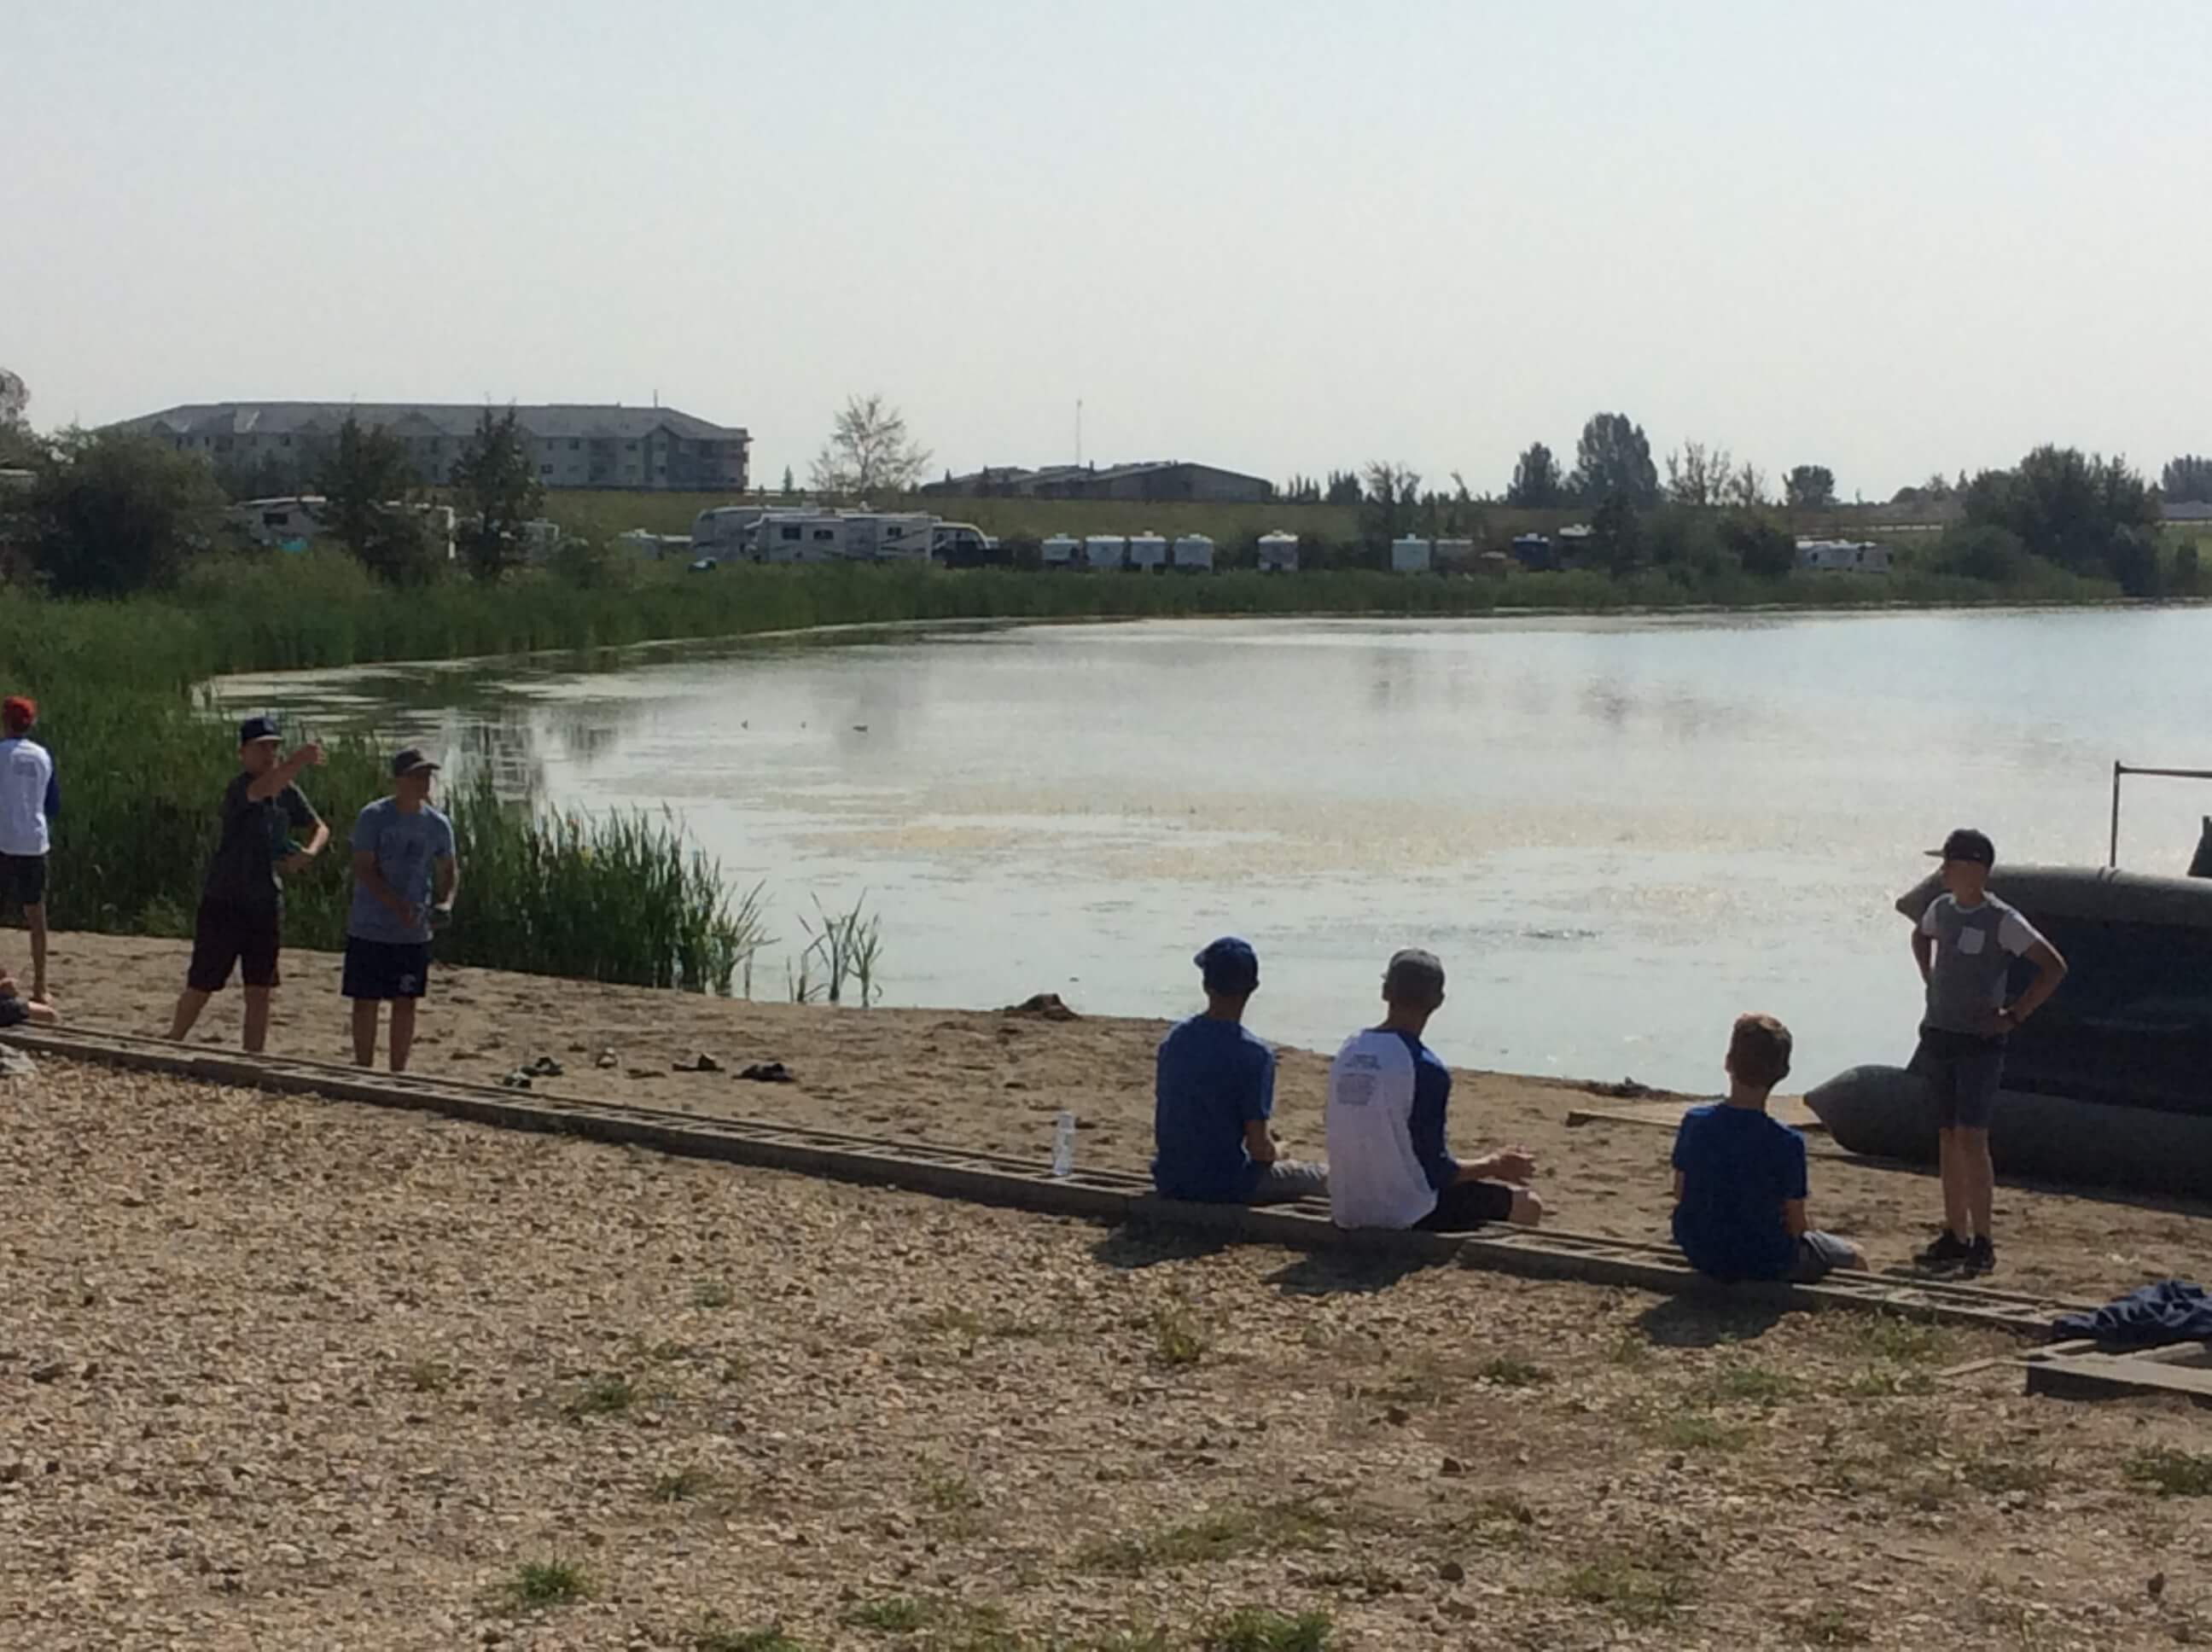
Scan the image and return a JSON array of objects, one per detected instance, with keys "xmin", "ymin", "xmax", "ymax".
[
  {"xmin": 1910, "ymin": 1026, "xmax": 2006, "ymax": 1130},
  {"xmin": 1414, "ymin": 1178, "xmax": 1518, "ymax": 1232},
  {"xmin": 341, "ymin": 936, "xmax": 433, "ymax": 1000},
  {"xmin": 187, "ymin": 900, "xmax": 282, "ymax": 992},
  {"xmin": 0, "ymin": 992, "xmax": 28, "ymax": 1029},
  {"xmin": 0, "ymin": 852, "xmax": 46, "ymax": 909}
]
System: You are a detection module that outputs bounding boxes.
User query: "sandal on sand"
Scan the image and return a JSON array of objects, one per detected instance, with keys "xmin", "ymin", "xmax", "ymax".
[{"xmin": 738, "ymin": 1062, "xmax": 794, "ymax": 1084}]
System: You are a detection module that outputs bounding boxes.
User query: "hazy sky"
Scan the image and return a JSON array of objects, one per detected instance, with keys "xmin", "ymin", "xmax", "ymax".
[{"xmin": 9, "ymin": 2, "xmax": 2209, "ymax": 497}]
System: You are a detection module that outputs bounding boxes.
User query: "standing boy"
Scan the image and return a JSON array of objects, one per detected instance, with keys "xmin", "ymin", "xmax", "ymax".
[
  {"xmin": 1151, "ymin": 936, "xmax": 1327, "ymax": 1205},
  {"xmin": 1901, "ymin": 829, "xmax": 2068, "ymax": 1275},
  {"xmin": 169, "ymin": 718, "xmax": 327, "ymax": 1053},
  {"xmin": 1325, "ymin": 948, "xmax": 1542, "ymax": 1231},
  {"xmin": 344, "ymin": 749, "xmax": 457, "ymax": 1073},
  {"xmin": 0, "ymin": 695, "xmax": 59, "ymax": 1005},
  {"xmin": 1671, "ymin": 1014, "xmax": 1866, "ymax": 1283}
]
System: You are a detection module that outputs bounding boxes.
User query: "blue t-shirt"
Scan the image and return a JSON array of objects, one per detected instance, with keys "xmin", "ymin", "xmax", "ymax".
[
  {"xmin": 1670, "ymin": 1103, "xmax": 1808, "ymax": 1282},
  {"xmin": 1152, "ymin": 1015, "xmax": 1275, "ymax": 1201},
  {"xmin": 346, "ymin": 798, "xmax": 456, "ymax": 945}
]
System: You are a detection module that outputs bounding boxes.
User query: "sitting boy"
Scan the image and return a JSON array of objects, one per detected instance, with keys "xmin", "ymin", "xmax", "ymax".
[
  {"xmin": 1151, "ymin": 937, "xmax": 1327, "ymax": 1205},
  {"xmin": 0, "ymin": 964, "xmax": 60, "ymax": 1029},
  {"xmin": 1671, "ymin": 1013, "xmax": 1864, "ymax": 1283}
]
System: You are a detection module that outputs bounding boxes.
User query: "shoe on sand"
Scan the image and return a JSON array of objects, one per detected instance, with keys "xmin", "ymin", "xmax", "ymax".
[{"xmin": 1915, "ymin": 1230, "xmax": 1971, "ymax": 1269}]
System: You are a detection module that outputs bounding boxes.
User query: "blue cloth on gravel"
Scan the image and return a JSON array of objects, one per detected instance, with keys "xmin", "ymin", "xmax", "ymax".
[{"xmin": 2052, "ymin": 1281, "xmax": 2212, "ymax": 1347}]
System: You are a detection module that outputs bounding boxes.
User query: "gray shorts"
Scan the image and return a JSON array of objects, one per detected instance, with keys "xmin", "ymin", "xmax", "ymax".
[
  {"xmin": 1246, "ymin": 1160, "xmax": 1329, "ymax": 1205},
  {"xmin": 1910, "ymin": 1027, "xmax": 2005, "ymax": 1131},
  {"xmin": 1786, "ymin": 1231, "xmax": 1860, "ymax": 1283}
]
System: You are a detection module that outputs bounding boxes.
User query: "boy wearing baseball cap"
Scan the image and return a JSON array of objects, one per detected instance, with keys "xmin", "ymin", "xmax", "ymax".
[
  {"xmin": 1324, "ymin": 949, "xmax": 1542, "ymax": 1231},
  {"xmin": 0, "ymin": 695, "xmax": 59, "ymax": 1005},
  {"xmin": 1900, "ymin": 828, "xmax": 2068, "ymax": 1275},
  {"xmin": 343, "ymin": 749, "xmax": 459, "ymax": 1072},
  {"xmin": 1151, "ymin": 937, "xmax": 1326, "ymax": 1205},
  {"xmin": 169, "ymin": 717, "xmax": 327, "ymax": 1053}
]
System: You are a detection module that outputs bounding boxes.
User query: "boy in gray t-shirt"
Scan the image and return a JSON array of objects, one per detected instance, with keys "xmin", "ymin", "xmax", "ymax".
[{"xmin": 1895, "ymin": 829, "xmax": 2068, "ymax": 1276}]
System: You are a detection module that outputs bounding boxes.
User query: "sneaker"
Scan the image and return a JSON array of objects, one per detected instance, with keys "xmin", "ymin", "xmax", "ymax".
[
  {"xmin": 1962, "ymin": 1236, "xmax": 1997, "ymax": 1277},
  {"xmin": 1915, "ymin": 1230, "xmax": 1971, "ymax": 1269}
]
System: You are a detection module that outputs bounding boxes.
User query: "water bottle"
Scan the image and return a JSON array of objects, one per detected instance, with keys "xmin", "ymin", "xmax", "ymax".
[{"xmin": 1051, "ymin": 1111, "xmax": 1077, "ymax": 1178}]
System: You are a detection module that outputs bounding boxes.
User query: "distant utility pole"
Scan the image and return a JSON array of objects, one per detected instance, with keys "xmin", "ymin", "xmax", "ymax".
[{"xmin": 1075, "ymin": 398, "xmax": 1083, "ymax": 466}]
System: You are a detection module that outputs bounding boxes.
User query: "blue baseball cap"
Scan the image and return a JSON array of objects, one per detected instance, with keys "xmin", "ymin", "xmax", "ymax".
[
  {"xmin": 1194, "ymin": 936, "xmax": 1259, "ymax": 994},
  {"xmin": 237, "ymin": 714, "xmax": 281, "ymax": 746}
]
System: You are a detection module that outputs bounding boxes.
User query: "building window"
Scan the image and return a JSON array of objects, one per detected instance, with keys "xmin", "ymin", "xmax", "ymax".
[
  {"xmin": 541, "ymin": 463, "xmax": 554, "ymax": 475},
  {"xmin": 812, "ymin": 528, "xmax": 835, "ymax": 541},
  {"xmin": 570, "ymin": 439, "xmax": 579, "ymax": 450},
  {"xmin": 779, "ymin": 526, "xmax": 801, "ymax": 541},
  {"xmin": 626, "ymin": 442, "xmax": 637, "ymax": 451}
]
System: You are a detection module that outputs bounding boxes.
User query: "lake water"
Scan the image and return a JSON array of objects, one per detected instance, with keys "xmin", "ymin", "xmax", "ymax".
[{"xmin": 221, "ymin": 607, "xmax": 2212, "ymax": 1091}]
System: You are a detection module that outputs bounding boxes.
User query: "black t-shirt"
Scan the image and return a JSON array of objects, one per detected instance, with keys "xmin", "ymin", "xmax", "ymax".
[{"xmin": 201, "ymin": 772, "xmax": 318, "ymax": 913}]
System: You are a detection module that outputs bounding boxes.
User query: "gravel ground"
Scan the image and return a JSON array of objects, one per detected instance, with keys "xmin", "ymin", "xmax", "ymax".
[{"xmin": 4, "ymin": 1050, "xmax": 2212, "ymax": 1652}]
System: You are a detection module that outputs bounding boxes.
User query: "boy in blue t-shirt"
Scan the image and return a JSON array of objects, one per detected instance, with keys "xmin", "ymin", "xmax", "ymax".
[
  {"xmin": 1151, "ymin": 937, "xmax": 1327, "ymax": 1205},
  {"xmin": 1671, "ymin": 1014, "xmax": 1866, "ymax": 1283}
]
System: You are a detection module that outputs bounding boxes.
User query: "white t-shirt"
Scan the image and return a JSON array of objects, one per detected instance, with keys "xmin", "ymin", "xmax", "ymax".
[
  {"xmin": 0, "ymin": 736, "xmax": 53, "ymax": 857},
  {"xmin": 1324, "ymin": 1028, "xmax": 1440, "ymax": 1230}
]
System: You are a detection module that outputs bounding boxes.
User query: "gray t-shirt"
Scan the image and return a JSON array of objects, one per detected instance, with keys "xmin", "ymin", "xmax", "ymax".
[
  {"xmin": 1917, "ymin": 891, "xmax": 2046, "ymax": 1036},
  {"xmin": 346, "ymin": 798, "xmax": 456, "ymax": 945}
]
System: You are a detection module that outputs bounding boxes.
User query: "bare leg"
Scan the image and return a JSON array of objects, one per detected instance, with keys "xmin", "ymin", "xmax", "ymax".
[
  {"xmin": 25, "ymin": 998, "xmax": 60, "ymax": 1027},
  {"xmin": 1507, "ymin": 1189, "xmax": 1544, "ymax": 1226},
  {"xmin": 170, "ymin": 988, "xmax": 212, "ymax": 1041},
  {"xmin": 242, "ymin": 986, "xmax": 273, "ymax": 1055},
  {"xmin": 1936, "ymin": 1127, "xmax": 1971, "ymax": 1239},
  {"xmin": 387, "ymin": 998, "xmax": 418, "ymax": 1073},
  {"xmin": 26, "ymin": 902, "xmax": 47, "ymax": 1002},
  {"xmin": 351, "ymin": 998, "xmax": 381, "ymax": 1067},
  {"xmin": 1959, "ymin": 1126, "xmax": 1995, "ymax": 1241}
]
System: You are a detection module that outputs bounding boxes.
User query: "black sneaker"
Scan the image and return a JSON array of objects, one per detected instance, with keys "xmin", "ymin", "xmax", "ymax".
[
  {"xmin": 1962, "ymin": 1236, "xmax": 1996, "ymax": 1277},
  {"xmin": 1915, "ymin": 1230, "xmax": 1971, "ymax": 1269}
]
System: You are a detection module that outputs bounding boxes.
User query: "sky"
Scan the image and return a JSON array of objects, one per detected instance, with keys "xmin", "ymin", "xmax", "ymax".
[{"xmin": 8, "ymin": 1, "xmax": 2211, "ymax": 499}]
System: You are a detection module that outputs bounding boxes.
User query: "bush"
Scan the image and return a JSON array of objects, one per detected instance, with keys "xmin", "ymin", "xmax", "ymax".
[
  {"xmin": 1934, "ymin": 523, "xmax": 2029, "ymax": 584},
  {"xmin": 26, "ymin": 430, "xmax": 229, "ymax": 596},
  {"xmin": 1724, "ymin": 514, "xmax": 1798, "ymax": 579}
]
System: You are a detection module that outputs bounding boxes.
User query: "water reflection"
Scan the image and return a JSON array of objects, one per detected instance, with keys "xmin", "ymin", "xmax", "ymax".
[{"xmin": 221, "ymin": 610, "xmax": 2212, "ymax": 1088}]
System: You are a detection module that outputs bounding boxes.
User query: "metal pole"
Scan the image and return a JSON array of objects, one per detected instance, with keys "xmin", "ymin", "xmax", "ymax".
[{"xmin": 2110, "ymin": 761, "xmax": 2122, "ymax": 869}]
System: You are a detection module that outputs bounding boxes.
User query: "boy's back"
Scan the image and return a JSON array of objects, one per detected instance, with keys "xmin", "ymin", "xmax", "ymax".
[{"xmin": 1670, "ymin": 1102, "xmax": 1807, "ymax": 1282}]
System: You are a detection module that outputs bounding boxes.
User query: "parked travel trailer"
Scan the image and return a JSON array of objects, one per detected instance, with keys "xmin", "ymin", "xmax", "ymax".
[
  {"xmin": 843, "ymin": 512, "xmax": 934, "ymax": 562},
  {"xmin": 755, "ymin": 511, "xmax": 847, "ymax": 562},
  {"xmin": 1434, "ymin": 537, "xmax": 1475, "ymax": 571},
  {"xmin": 1172, "ymin": 533, "xmax": 1216, "ymax": 572},
  {"xmin": 1257, "ymin": 531, "xmax": 1300, "ymax": 573},
  {"xmin": 691, "ymin": 504, "xmax": 772, "ymax": 556},
  {"xmin": 1041, "ymin": 533, "xmax": 1080, "ymax": 569},
  {"xmin": 1796, "ymin": 538, "xmax": 1893, "ymax": 574},
  {"xmin": 1083, "ymin": 534, "xmax": 1126, "ymax": 572},
  {"xmin": 1127, "ymin": 532, "xmax": 1167, "ymax": 573},
  {"xmin": 1391, "ymin": 535, "xmax": 1432, "ymax": 574},
  {"xmin": 520, "ymin": 519, "xmax": 565, "ymax": 565},
  {"xmin": 230, "ymin": 495, "xmax": 326, "ymax": 550}
]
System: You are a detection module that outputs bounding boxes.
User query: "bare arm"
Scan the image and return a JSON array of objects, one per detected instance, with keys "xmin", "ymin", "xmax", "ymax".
[
  {"xmin": 1671, "ymin": 1169, "xmax": 1685, "ymax": 1203},
  {"xmin": 278, "ymin": 818, "xmax": 329, "ymax": 875},
  {"xmin": 1910, "ymin": 928, "xmax": 1934, "ymax": 986},
  {"xmin": 433, "ymin": 854, "xmax": 459, "ymax": 910},
  {"xmin": 2001, "ymin": 939, "xmax": 2069, "ymax": 1027},
  {"xmin": 247, "ymin": 742, "xmax": 324, "ymax": 803},
  {"xmin": 1782, "ymin": 1197, "xmax": 1809, "ymax": 1240},
  {"xmin": 1242, "ymin": 1119, "xmax": 1278, "ymax": 1165},
  {"xmin": 1464, "ymin": 1147, "xmax": 1537, "ymax": 1184}
]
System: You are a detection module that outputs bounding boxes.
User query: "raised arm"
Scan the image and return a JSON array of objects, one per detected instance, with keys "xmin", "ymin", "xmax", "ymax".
[{"xmin": 247, "ymin": 742, "xmax": 324, "ymax": 803}]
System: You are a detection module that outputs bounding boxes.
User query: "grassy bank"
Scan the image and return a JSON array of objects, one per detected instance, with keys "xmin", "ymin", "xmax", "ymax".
[{"xmin": 0, "ymin": 549, "xmax": 2138, "ymax": 986}]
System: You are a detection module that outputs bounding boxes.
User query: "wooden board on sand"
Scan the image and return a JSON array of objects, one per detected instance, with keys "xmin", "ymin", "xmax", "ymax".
[{"xmin": 1565, "ymin": 1095, "xmax": 1829, "ymax": 1135}]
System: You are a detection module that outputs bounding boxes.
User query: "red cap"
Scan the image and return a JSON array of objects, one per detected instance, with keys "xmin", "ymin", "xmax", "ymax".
[{"xmin": 0, "ymin": 696, "xmax": 33, "ymax": 734}]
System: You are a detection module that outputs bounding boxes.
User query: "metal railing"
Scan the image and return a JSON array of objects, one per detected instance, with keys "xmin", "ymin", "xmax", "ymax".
[{"xmin": 2108, "ymin": 761, "xmax": 2212, "ymax": 868}]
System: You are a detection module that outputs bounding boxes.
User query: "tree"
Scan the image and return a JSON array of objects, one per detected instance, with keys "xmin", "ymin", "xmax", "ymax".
[
  {"xmin": 1725, "ymin": 513, "xmax": 1797, "ymax": 577},
  {"xmin": 318, "ymin": 414, "xmax": 439, "ymax": 585},
  {"xmin": 1783, "ymin": 464, "xmax": 1837, "ymax": 509},
  {"xmin": 780, "ymin": 464, "xmax": 796, "ymax": 499},
  {"xmin": 2161, "ymin": 455, "xmax": 2212, "ymax": 504},
  {"xmin": 1586, "ymin": 490, "xmax": 1645, "ymax": 575},
  {"xmin": 1506, "ymin": 442, "xmax": 1564, "ymax": 508},
  {"xmin": 451, "ymin": 406, "xmax": 544, "ymax": 583},
  {"xmin": 1962, "ymin": 445, "xmax": 2160, "ymax": 590},
  {"xmin": 1359, "ymin": 462, "xmax": 1421, "ymax": 550},
  {"xmin": 26, "ymin": 429, "xmax": 226, "ymax": 596},
  {"xmin": 1569, "ymin": 413, "xmax": 1659, "ymax": 507},
  {"xmin": 1724, "ymin": 461, "xmax": 1767, "ymax": 510},
  {"xmin": 0, "ymin": 368, "xmax": 33, "ymax": 468},
  {"xmin": 1324, "ymin": 469, "xmax": 1363, "ymax": 507},
  {"xmin": 1663, "ymin": 441, "xmax": 1732, "ymax": 508},
  {"xmin": 810, "ymin": 393, "xmax": 930, "ymax": 496}
]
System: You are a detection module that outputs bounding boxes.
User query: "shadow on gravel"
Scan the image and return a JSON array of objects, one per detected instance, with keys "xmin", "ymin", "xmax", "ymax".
[
  {"xmin": 1635, "ymin": 1294, "xmax": 1788, "ymax": 1347},
  {"xmin": 1260, "ymin": 1251, "xmax": 1444, "ymax": 1298},
  {"xmin": 1091, "ymin": 1223, "xmax": 1235, "ymax": 1271}
]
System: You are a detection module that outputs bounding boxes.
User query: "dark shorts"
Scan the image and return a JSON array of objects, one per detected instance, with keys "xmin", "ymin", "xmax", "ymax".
[
  {"xmin": 0, "ymin": 992, "xmax": 27, "ymax": 1029},
  {"xmin": 1911, "ymin": 1026, "xmax": 2005, "ymax": 1130},
  {"xmin": 341, "ymin": 936, "xmax": 433, "ymax": 1001},
  {"xmin": 1786, "ymin": 1231, "xmax": 1861, "ymax": 1283},
  {"xmin": 1414, "ymin": 1178, "xmax": 1518, "ymax": 1232},
  {"xmin": 0, "ymin": 852, "xmax": 46, "ymax": 909},
  {"xmin": 187, "ymin": 900, "xmax": 282, "ymax": 992}
]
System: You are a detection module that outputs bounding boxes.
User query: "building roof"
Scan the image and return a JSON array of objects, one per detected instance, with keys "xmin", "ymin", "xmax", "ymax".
[
  {"xmin": 929, "ymin": 459, "xmax": 1269, "ymax": 491},
  {"xmin": 114, "ymin": 401, "xmax": 748, "ymax": 442}
]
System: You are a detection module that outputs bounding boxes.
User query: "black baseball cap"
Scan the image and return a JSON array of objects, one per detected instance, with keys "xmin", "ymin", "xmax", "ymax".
[
  {"xmin": 1194, "ymin": 936, "xmax": 1259, "ymax": 994},
  {"xmin": 391, "ymin": 747, "xmax": 440, "ymax": 778},
  {"xmin": 1927, "ymin": 828, "xmax": 1996, "ymax": 866},
  {"xmin": 1383, "ymin": 947, "xmax": 1447, "ymax": 1004},
  {"xmin": 237, "ymin": 714, "xmax": 281, "ymax": 746}
]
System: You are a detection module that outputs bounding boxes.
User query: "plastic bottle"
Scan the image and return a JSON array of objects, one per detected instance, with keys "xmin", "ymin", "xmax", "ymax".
[{"xmin": 1051, "ymin": 1111, "xmax": 1077, "ymax": 1178}]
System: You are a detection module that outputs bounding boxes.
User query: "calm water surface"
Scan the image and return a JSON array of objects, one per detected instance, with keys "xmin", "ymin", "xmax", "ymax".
[{"xmin": 221, "ymin": 608, "xmax": 2212, "ymax": 1091}]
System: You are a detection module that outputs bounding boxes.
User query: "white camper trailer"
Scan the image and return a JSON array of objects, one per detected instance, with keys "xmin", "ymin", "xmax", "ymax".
[
  {"xmin": 1083, "ymin": 534, "xmax": 1127, "ymax": 572},
  {"xmin": 1172, "ymin": 533, "xmax": 1216, "ymax": 573},
  {"xmin": 842, "ymin": 512, "xmax": 935, "ymax": 562},
  {"xmin": 1127, "ymin": 532, "xmax": 1167, "ymax": 573},
  {"xmin": 616, "ymin": 528, "xmax": 662, "ymax": 561},
  {"xmin": 1796, "ymin": 538, "xmax": 1892, "ymax": 574},
  {"xmin": 1391, "ymin": 535, "xmax": 1433, "ymax": 574},
  {"xmin": 230, "ymin": 495, "xmax": 326, "ymax": 550},
  {"xmin": 1041, "ymin": 534, "xmax": 1080, "ymax": 569},
  {"xmin": 691, "ymin": 504, "xmax": 772, "ymax": 556},
  {"xmin": 1257, "ymin": 531, "xmax": 1300, "ymax": 573},
  {"xmin": 756, "ymin": 511, "xmax": 847, "ymax": 563},
  {"xmin": 1434, "ymin": 537, "xmax": 1475, "ymax": 572}
]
